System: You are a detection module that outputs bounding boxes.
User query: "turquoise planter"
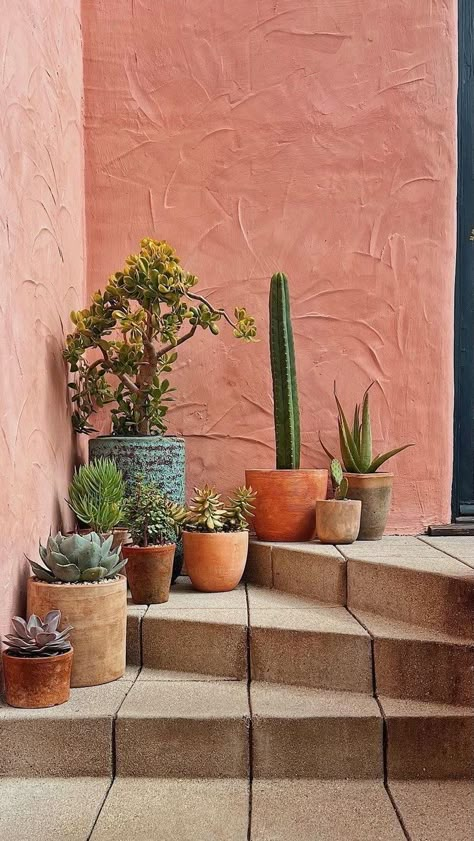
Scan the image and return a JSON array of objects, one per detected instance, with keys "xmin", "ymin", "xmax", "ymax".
[{"xmin": 89, "ymin": 436, "xmax": 185, "ymax": 581}]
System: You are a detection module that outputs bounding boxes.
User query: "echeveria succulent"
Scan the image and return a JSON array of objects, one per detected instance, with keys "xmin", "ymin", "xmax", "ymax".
[
  {"xmin": 3, "ymin": 611, "xmax": 72, "ymax": 657},
  {"xmin": 28, "ymin": 532, "xmax": 127, "ymax": 583}
]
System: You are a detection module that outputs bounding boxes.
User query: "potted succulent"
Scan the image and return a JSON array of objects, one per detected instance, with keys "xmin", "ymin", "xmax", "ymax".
[
  {"xmin": 316, "ymin": 460, "xmax": 361, "ymax": 544},
  {"xmin": 246, "ymin": 272, "xmax": 327, "ymax": 541},
  {"xmin": 67, "ymin": 457, "xmax": 127, "ymax": 550},
  {"xmin": 2, "ymin": 611, "xmax": 73, "ymax": 708},
  {"xmin": 64, "ymin": 238, "xmax": 256, "ymax": 581},
  {"xmin": 320, "ymin": 384, "xmax": 414, "ymax": 540},
  {"xmin": 26, "ymin": 533, "xmax": 127, "ymax": 687},
  {"xmin": 122, "ymin": 476, "xmax": 186, "ymax": 604},
  {"xmin": 183, "ymin": 485, "xmax": 256, "ymax": 592}
]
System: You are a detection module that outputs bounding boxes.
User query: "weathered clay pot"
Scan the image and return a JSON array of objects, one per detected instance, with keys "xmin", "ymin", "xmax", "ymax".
[
  {"xmin": 27, "ymin": 576, "xmax": 127, "ymax": 687},
  {"xmin": 315, "ymin": 499, "xmax": 361, "ymax": 544},
  {"xmin": 89, "ymin": 435, "xmax": 185, "ymax": 580},
  {"xmin": 183, "ymin": 531, "xmax": 249, "ymax": 592},
  {"xmin": 2, "ymin": 648, "xmax": 73, "ymax": 709},
  {"xmin": 344, "ymin": 473, "xmax": 393, "ymax": 540},
  {"xmin": 245, "ymin": 469, "xmax": 328, "ymax": 542},
  {"xmin": 123, "ymin": 544, "xmax": 175, "ymax": 604}
]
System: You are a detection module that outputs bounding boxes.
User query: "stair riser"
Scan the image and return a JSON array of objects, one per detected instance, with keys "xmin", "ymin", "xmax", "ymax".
[
  {"xmin": 142, "ymin": 618, "xmax": 247, "ymax": 679},
  {"xmin": 115, "ymin": 718, "xmax": 250, "ymax": 778},
  {"xmin": 386, "ymin": 717, "xmax": 474, "ymax": 779},
  {"xmin": 250, "ymin": 628, "xmax": 372, "ymax": 692},
  {"xmin": 375, "ymin": 638, "xmax": 474, "ymax": 706},
  {"xmin": 126, "ymin": 609, "xmax": 144, "ymax": 667},
  {"xmin": 348, "ymin": 561, "xmax": 474, "ymax": 636},
  {"xmin": 245, "ymin": 543, "xmax": 347, "ymax": 604},
  {"xmin": 252, "ymin": 717, "xmax": 383, "ymax": 778}
]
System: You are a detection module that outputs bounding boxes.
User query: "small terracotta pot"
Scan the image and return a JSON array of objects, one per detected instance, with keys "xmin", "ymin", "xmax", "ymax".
[
  {"xmin": 315, "ymin": 499, "xmax": 361, "ymax": 544},
  {"xmin": 245, "ymin": 469, "xmax": 328, "ymax": 542},
  {"xmin": 2, "ymin": 648, "xmax": 73, "ymax": 709},
  {"xmin": 122, "ymin": 544, "xmax": 175, "ymax": 604},
  {"xmin": 344, "ymin": 473, "xmax": 393, "ymax": 540},
  {"xmin": 183, "ymin": 531, "xmax": 249, "ymax": 592},
  {"xmin": 27, "ymin": 576, "xmax": 127, "ymax": 688}
]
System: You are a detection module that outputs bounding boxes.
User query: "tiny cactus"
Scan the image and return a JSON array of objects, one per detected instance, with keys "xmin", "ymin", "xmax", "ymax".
[
  {"xmin": 28, "ymin": 532, "xmax": 127, "ymax": 583},
  {"xmin": 330, "ymin": 459, "xmax": 349, "ymax": 500},
  {"xmin": 270, "ymin": 272, "xmax": 301, "ymax": 470},
  {"xmin": 3, "ymin": 611, "xmax": 72, "ymax": 657}
]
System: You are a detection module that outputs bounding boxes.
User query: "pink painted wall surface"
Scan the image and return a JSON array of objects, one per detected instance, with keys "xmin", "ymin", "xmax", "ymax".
[
  {"xmin": 0, "ymin": 1, "xmax": 85, "ymax": 637},
  {"xmin": 82, "ymin": 0, "xmax": 457, "ymax": 533}
]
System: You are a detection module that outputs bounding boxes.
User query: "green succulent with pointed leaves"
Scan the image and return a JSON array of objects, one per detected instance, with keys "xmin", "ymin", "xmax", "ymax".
[
  {"xmin": 123, "ymin": 475, "xmax": 186, "ymax": 547},
  {"xmin": 320, "ymin": 383, "xmax": 414, "ymax": 474},
  {"xmin": 67, "ymin": 457, "xmax": 125, "ymax": 533},
  {"xmin": 184, "ymin": 485, "xmax": 256, "ymax": 532},
  {"xmin": 28, "ymin": 532, "xmax": 127, "ymax": 583}
]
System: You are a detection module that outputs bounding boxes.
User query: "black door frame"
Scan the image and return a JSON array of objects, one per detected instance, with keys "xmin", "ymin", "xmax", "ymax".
[{"xmin": 453, "ymin": 0, "xmax": 474, "ymax": 518}]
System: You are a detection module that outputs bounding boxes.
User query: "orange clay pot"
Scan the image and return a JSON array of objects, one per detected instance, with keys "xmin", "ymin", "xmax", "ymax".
[
  {"xmin": 183, "ymin": 531, "xmax": 249, "ymax": 592},
  {"xmin": 2, "ymin": 648, "xmax": 73, "ymax": 709},
  {"xmin": 315, "ymin": 499, "xmax": 361, "ymax": 544},
  {"xmin": 245, "ymin": 469, "xmax": 328, "ymax": 542},
  {"xmin": 122, "ymin": 544, "xmax": 175, "ymax": 604}
]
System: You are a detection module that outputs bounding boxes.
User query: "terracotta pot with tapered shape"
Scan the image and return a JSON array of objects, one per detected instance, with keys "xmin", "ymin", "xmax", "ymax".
[
  {"xmin": 27, "ymin": 575, "xmax": 127, "ymax": 687},
  {"xmin": 245, "ymin": 469, "xmax": 328, "ymax": 542},
  {"xmin": 344, "ymin": 473, "xmax": 393, "ymax": 540},
  {"xmin": 123, "ymin": 544, "xmax": 175, "ymax": 604},
  {"xmin": 2, "ymin": 648, "xmax": 73, "ymax": 709},
  {"xmin": 183, "ymin": 531, "xmax": 249, "ymax": 592},
  {"xmin": 315, "ymin": 499, "xmax": 361, "ymax": 544}
]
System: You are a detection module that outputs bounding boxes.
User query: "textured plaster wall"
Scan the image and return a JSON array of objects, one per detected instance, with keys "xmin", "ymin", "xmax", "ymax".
[
  {"xmin": 82, "ymin": 0, "xmax": 457, "ymax": 533},
  {"xmin": 0, "ymin": 1, "xmax": 85, "ymax": 636}
]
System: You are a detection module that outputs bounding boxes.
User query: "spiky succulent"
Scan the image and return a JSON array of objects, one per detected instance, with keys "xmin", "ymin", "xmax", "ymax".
[
  {"xmin": 28, "ymin": 532, "xmax": 127, "ymax": 583},
  {"xmin": 123, "ymin": 475, "xmax": 186, "ymax": 547},
  {"xmin": 225, "ymin": 486, "xmax": 256, "ymax": 530},
  {"xmin": 320, "ymin": 383, "xmax": 414, "ymax": 474},
  {"xmin": 184, "ymin": 485, "xmax": 256, "ymax": 532},
  {"xmin": 3, "ymin": 611, "xmax": 72, "ymax": 657},
  {"xmin": 67, "ymin": 457, "xmax": 125, "ymax": 533},
  {"xmin": 330, "ymin": 459, "xmax": 349, "ymax": 500}
]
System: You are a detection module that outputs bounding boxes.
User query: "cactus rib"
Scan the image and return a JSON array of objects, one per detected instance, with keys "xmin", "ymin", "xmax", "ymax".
[{"xmin": 270, "ymin": 272, "xmax": 300, "ymax": 469}]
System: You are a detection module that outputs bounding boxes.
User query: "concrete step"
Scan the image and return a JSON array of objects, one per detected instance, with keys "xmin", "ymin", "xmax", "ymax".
[
  {"xmin": 115, "ymin": 680, "xmax": 250, "ymax": 778},
  {"xmin": 354, "ymin": 609, "xmax": 474, "ymax": 706},
  {"xmin": 388, "ymin": 780, "xmax": 474, "ymax": 841},
  {"xmin": 248, "ymin": 586, "xmax": 372, "ymax": 692},
  {"xmin": 246, "ymin": 540, "xmax": 346, "ymax": 603},
  {"xmin": 0, "ymin": 681, "xmax": 132, "ymax": 777},
  {"xmin": 252, "ymin": 780, "xmax": 406, "ymax": 841},
  {"xmin": 380, "ymin": 696, "xmax": 474, "ymax": 779},
  {"xmin": 420, "ymin": 535, "xmax": 474, "ymax": 570},
  {"xmin": 251, "ymin": 682, "xmax": 383, "ymax": 779},
  {"xmin": 341, "ymin": 537, "xmax": 474, "ymax": 636}
]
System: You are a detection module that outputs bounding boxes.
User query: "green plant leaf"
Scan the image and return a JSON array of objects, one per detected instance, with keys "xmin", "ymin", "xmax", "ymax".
[
  {"xmin": 359, "ymin": 384, "xmax": 374, "ymax": 472},
  {"xmin": 368, "ymin": 444, "xmax": 415, "ymax": 473},
  {"xmin": 334, "ymin": 386, "xmax": 364, "ymax": 472}
]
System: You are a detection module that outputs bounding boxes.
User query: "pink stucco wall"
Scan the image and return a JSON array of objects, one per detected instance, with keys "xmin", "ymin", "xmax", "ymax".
[
  {"xmin": 0, "ymin": 1, "xmax": 85, "ymax": 637},
  {"xmin": 82, "ymin": 0, "xmax": 457, "ymax": 533}
]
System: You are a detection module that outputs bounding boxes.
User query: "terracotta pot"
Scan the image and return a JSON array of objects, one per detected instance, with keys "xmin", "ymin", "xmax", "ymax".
[
  {"xmin": 344, "ymin": 473, "xmax": 393, "ymax": 540},
  {"xmin": 315, "ymin": 499, "xmax": 361, "ymax": 544},
  {"xmin": 2, "ymin": 648, "xmax": 73, "ymax": 709},
  {"xmin": 183, "ymin": 531, "xmax": 249, "ymax": 592},
  {"xmin": 123, "ymin": 544, "xmax": 175, "ymax": 604},
  {"xmin": 245, "ymin": 469, "xmax": 328, "ymax": 542},
  {"xmin": 27, "ymin": 575, "xmax": 127, "ymax": 687}
]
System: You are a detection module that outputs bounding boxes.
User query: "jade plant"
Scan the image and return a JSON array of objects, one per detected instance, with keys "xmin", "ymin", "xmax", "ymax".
[
  {"xmin": 67, "ymin": 458, "xmax": 125, "ymax": 533},
  {"xmin": 3, "ymin": 611, "xmax": 72, "ymax": 657},
  {"xmin": 123, "ymin": 475, "xmax": 186, "ymax": 547},
  {"xmin": 320, "ymin": 383, "xmax": 414, "ymax": 473},
  {"xmin": 28, "ymin": 533, "xmax": 127, "ymax": 583},
  {"xmin": 270, "ymin": 272, "xmax": 300, "ymax": 469},
  {"xmin": 184, "ymin": 485, "xmax": 256, "ymax": 532},
  {"xmin": 64, "ymin": 238, "xmax": 257, "ymax": 435},
  {"xmin": 330, "ymin": 459, "xmax": 349, "ymax": 500}
]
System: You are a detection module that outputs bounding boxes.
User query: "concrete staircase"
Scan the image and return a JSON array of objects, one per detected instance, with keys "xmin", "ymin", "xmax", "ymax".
[{"xmin": 1, "ymin": 536, "xmax": 473, "ymax": 840}]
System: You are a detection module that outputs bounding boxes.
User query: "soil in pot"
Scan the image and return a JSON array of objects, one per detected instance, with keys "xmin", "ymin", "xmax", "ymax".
[
  {"xmin": 122, "ymin": 544, "xmax": 175, "ymax": 604},
  {"xmin": 2, "ymin": 648, "xmax": 73, "ymax": 709},
  {"xmin": 27, "ymin": 575, "xmax": 127, "ymax": 688},
  {"xmin": 315, "ymin": 499, "xmax": 361, "ymax": 545},
  {"xmin": 183, "ymin": 531, "xmax": 249, "ymax": 592},
  {"xmin": 345, "ymin": 473, "xmax": 393, "ymax": 541},
  {"xmin": 245, "ymin": 469, "xmax": 328, "ymax": 542}
]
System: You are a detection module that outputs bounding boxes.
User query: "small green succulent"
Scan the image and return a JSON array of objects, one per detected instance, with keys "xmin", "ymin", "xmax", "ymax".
[
  {"xmin": 330, "ymin": 459, "xmax": 349, "ymax": 500},
  {"xmin": 67, "ymin": 457, "xmax": 125, "ymax": 533},
  {"xmin": 184, "ymin": 485, "xmax": 256, "ymax": 532},
  {"xmin": 225, "ymin": 486, "xmax": 257, "ymax": 530},
  {"xmin": 28, "ymin": 532, "xmax": 127, "ymax": 583},
  {"xmin": 123, "ymin": 475, "xmax": 186, "ymax": 547}
]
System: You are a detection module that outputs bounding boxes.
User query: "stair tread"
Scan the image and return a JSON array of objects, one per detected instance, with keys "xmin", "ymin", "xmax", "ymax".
[
  {"xmin": 420, "ymin": 536, "xmax": 474, "ymax": 570},
  {"xmin": 251, "ymin": 682, "xmax": 380, "ymax": 718},
  {"xmin": 352, "ymin": 609, "xmax": 474, "ymax": 645},
  {"xmin": 0, "ymin": 681, "xmax": 132, "ymax": 721},
  {"xmin": 379, "ymin": 696, "xmax": 474, "ymax": 718},
  {"xmin": 247, "ymin": 585, "xmax": 345, "ymax": 611},
  {"xmin": 118, "ymin": 678, "xmax": 249, "ymax": 719},
  {"xmin": 147, "ymin": 578, "xmax": 246, "ymax": 610},
  {"xmin": 340, "ymin": 536, "xmax": 474, "ymax": 579},
  {"xmin": 250, "ymin": 601, "xmax": 369, "ymax": 637},
  {"xmin": 144, "ymin": 606, "xmax": 247, "ymax": 626},
  {"xmin": 388, "ymin": 780, "xmax": 474, "ymax": 841},
  {"xmin": 138, "ymin": 667, "xmax": 240, "ymax": 681}
]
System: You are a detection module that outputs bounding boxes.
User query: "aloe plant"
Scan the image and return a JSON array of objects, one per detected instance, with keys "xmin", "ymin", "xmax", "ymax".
[
  {"xmin": 67, "ymin": 458, "xmax": 125, "ymax": 533},
  {"xmin": 270, "ymin": 272, "xmax": 300, "ymax": 469},
  {"xmin": 320, "ymin": 383, "xmax": 414, "ymax": 473},
  {"xmin": 3, "ymin": 611, "xmax": 72, "ymax": 657},
  {"xmin": 28, "ymin": 532, "xmax": 126, "ymax": 583}
]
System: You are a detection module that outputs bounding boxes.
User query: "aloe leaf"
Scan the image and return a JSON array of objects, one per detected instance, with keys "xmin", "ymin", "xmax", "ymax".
[
  {"xmin": 338, "ymin": 419, "xmax": 362, "ymax": 473},
  {"xmin": 318, "ymin": 434, "xmax": 336, "ymax": 462},
  {"xmin": 352, "ymin": 404, "xmax": 361, "ymax": 451},
  {"xmin": 334, "ymin": 386, "xmax": 364, "ymax": 471},
  {"xmin": 359, "ymin": 386, "xmax": 373, "ymax": 472},
  {"xmin": 368, "ymin": 444, "xmax": 415, "ymax": 473}
]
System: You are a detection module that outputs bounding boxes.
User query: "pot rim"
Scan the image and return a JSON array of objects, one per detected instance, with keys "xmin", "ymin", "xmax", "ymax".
[
  {"xmin": 2, "ymin": 647, "xmax": 73, "ymax": 663},
  {"xmin": 28, "ymin": 574, "xmax": 127, "ymax": 588},
  {"xmin": 316, "ymin": 498, "xmax": 362, "ymax": 505},
  {"xmin": 91, "ymin": 434, "xmax": 185, "ymax": 442},
  {"xmin": 245, "ymin": 468, "xmax": 328, "ymax": 474},
  {"xmin": 183, "ymin": 530, "xmax": 249, "ymax": 538},
  {"xmin": 343, "ymin": 472, "xmax": 394, "ymax": 478},
  {"xmin": 124, "ymin": 543, "xmax": 176, "ymax": 553}
]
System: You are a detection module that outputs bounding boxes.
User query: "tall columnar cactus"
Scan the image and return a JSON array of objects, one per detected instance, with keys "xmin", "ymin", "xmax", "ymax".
[{"xmin": 269, "ymin": 272, "xmax": 301, "ymax": 469}]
